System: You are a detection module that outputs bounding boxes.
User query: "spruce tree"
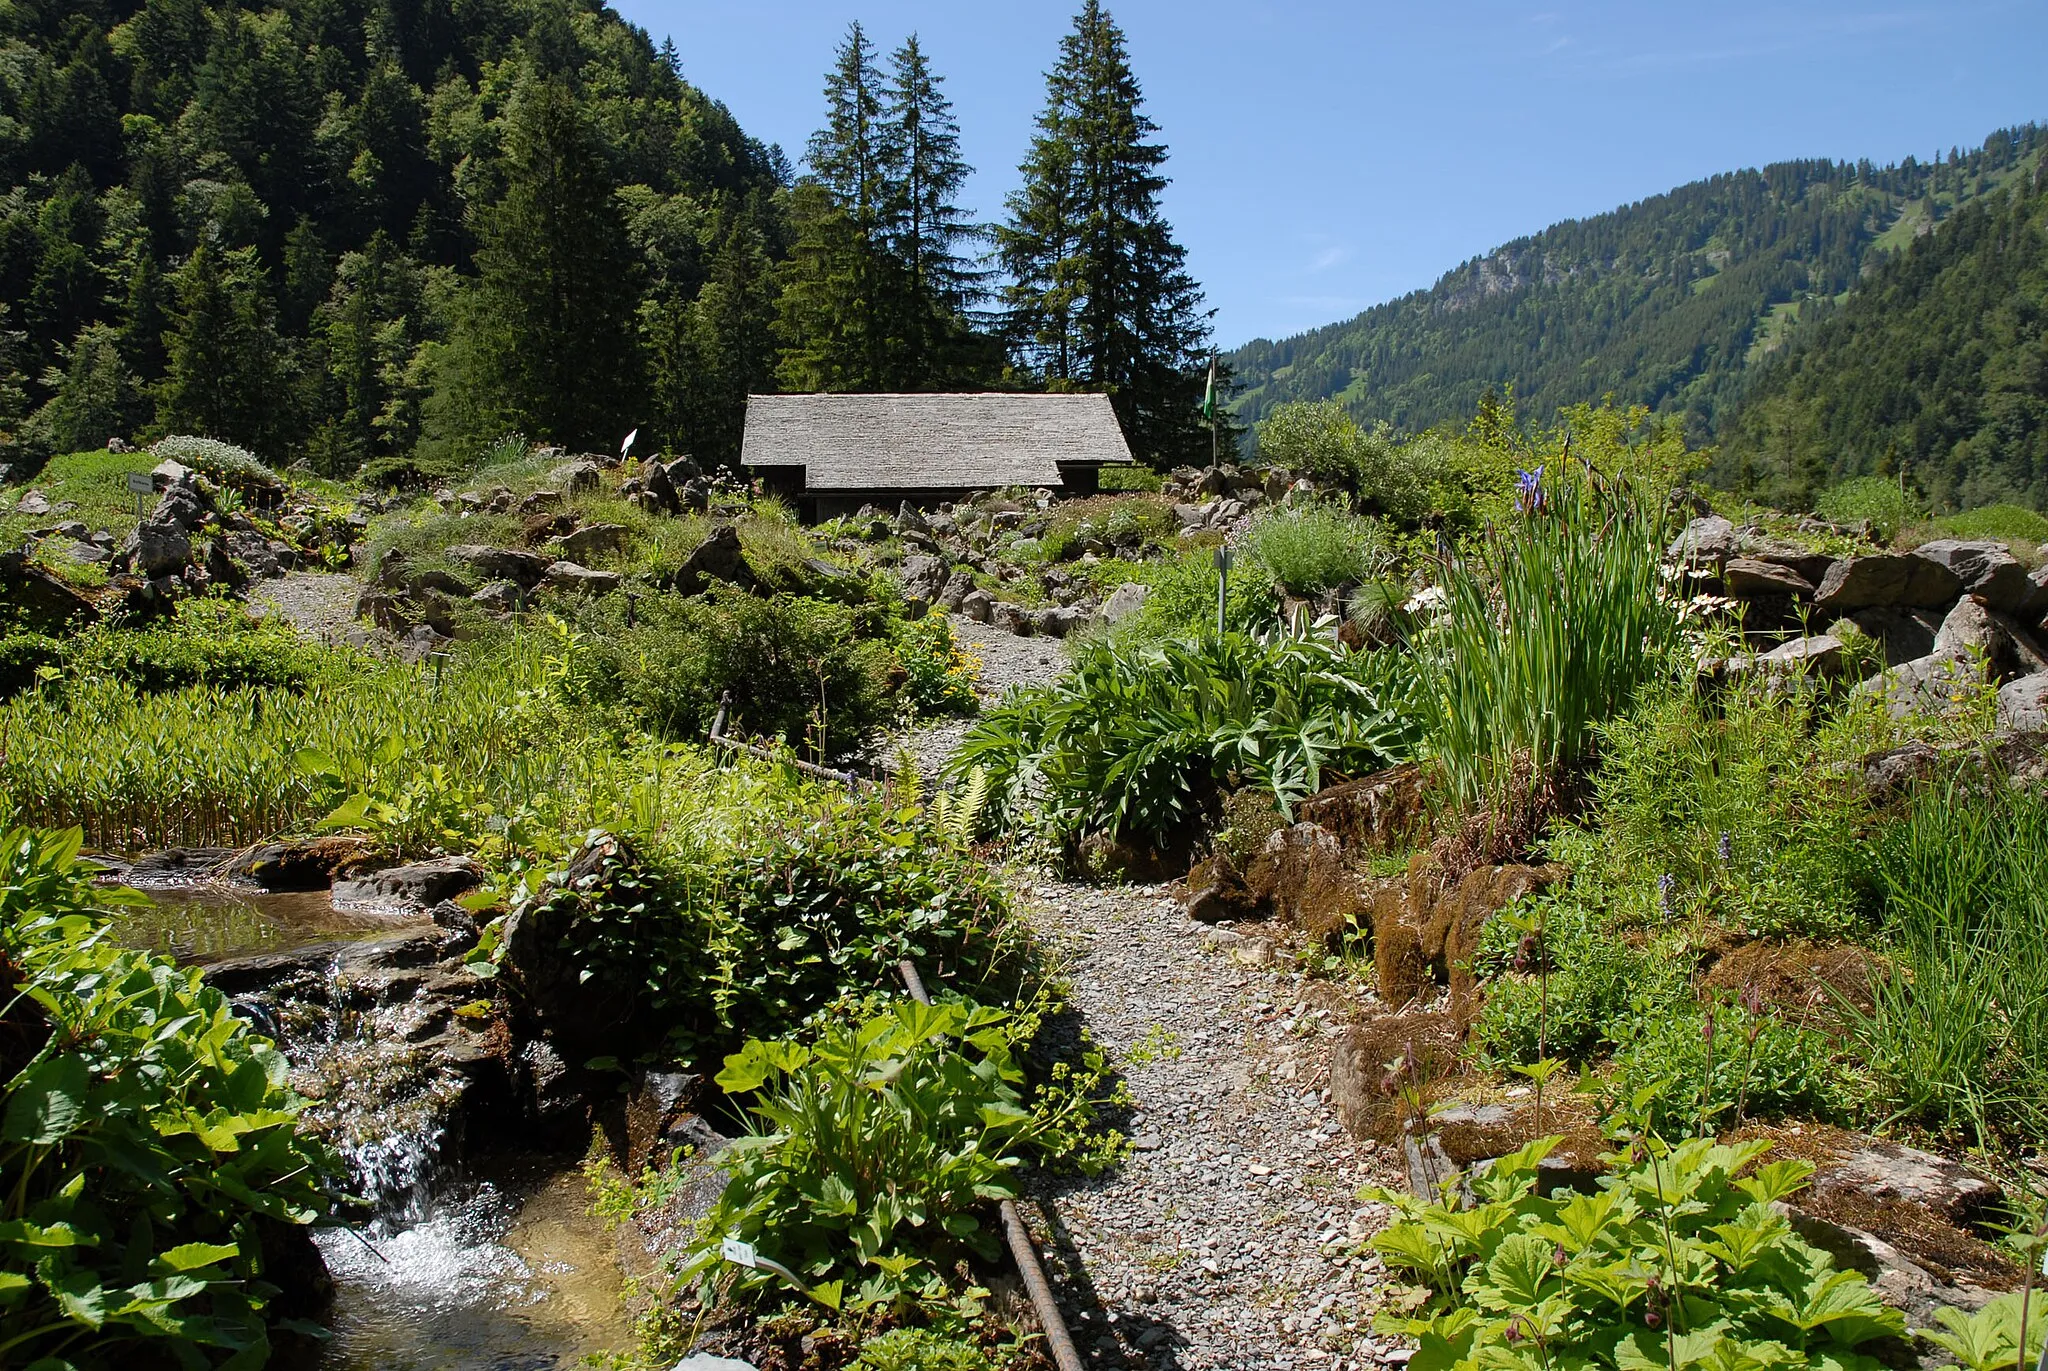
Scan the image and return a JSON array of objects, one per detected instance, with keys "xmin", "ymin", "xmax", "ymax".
[
  {"xmin": 157, "ymin": 241, "xmax": 288, "ymax": 451},
  {"xmin": 998, "ymin": 1, "xmax": 1216, "ymax": 465},
  {"xmin": 879, "ymin": 34, "xmax": 984, "ymax": 387},
  {"xmin": 779, "ymin": 23, "xmax": 890, "ymax": 391},
  {"xmin": 461, "ymin": 74, "xmax": 643, "ymax": 451}
]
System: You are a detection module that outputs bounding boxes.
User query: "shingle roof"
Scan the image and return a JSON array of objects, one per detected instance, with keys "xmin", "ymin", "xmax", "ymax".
[{"xmin": 741, "ymin": 392, "xmax": 1134, "ymax": 491}]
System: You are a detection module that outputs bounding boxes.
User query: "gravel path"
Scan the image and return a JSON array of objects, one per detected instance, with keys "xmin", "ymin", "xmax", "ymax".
[
  {"xmin": 1015, "ymin": 880, "xmax": 1405, "ymax": 1371},
  {"xmin": 879, "ymin": 613, "xmax": 1074, "ymax": 781},
  {"xmin": 247, "ymin": 571, "xmax": 364, "ymax": 643},
  {"xmin": 891, "ymin": 615, "xmax": 1408, "ymax": 1370}
]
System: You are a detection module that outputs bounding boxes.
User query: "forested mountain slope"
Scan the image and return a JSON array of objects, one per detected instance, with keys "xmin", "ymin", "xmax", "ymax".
[
  {"xmin": 1717, "ymin": 163, "xmax": 2047, "ymax": 509},
  {"xmin": 0, "ymin": 0, "xmax": 787, "ymax": 474},
  {"xmin": 1226, "ymin": 126, "xmax": 2045, "ymax": 447}
]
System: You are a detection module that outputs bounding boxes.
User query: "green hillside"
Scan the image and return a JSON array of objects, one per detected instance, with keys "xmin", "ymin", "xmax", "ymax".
[
  {"xmin": 1225, "ymin": 126, "xmax": 2046, "ymax": 448},
  {"xmin": 1718, "ymin": 161, "xmax": 2048, "ymax": 509}
]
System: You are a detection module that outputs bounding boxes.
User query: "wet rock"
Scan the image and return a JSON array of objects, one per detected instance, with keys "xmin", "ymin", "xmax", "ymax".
[
  {"xmin": 595, "ymin": 1069, "xmax": 704, "ymax": 1174},
  {"xmin": 1912, "ymin": 540, "xmax": 2033, "ymax": 613},
  {"xmin": 331, "ymin": 855, "xmax": 484, "ymax": 914},
  {"xmin": 498, "ymin": 833, "xmax": 640, "ymax": 1051},
  {"xmin": 1724, "ymin": 557, "xmax": 1816, "ymax": 598},
  {"xmin": 446, "ymin": 544, "xmax": 553, "ymax": 588},
  {"xmin": 543, "ymin": 560, "xmax": 622, "ymax": 595},
  {"xmin": 116, "ymin": 847, "xmax": 236, "ymax": 883},
  {"xmin": 671, "ymin": 523, "xmax": 752, "ymax": 595},
  {"xmin": 1296, "ymin": 764, "xmax": 1429, "ymax": 854},
  {"xmin": 227, "ymin": 837, "xmax": 370, "ymax": 891},
  {"xmin": 1814, "ymin": 554, "xmax": 1964, "ymax": 612}
]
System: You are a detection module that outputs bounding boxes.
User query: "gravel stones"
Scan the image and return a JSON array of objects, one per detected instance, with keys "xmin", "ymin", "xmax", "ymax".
[{"xmin": 1017, "ymin": 880, "xmax": 1404, "ymax": 1370}]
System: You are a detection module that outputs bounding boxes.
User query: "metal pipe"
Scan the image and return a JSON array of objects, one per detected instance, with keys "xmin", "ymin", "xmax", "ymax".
[
  {"xmin": 707, "ymin": 690, "xmax": 875, "ymax": 790},
  {"xmin": 896, "ymin": 960, "xmax": 1085, "ymax": 1371}
]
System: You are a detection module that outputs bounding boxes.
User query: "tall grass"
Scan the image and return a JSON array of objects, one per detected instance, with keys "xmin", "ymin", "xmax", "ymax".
[
  {"xmin": 1850, "ymin": 775, "xmax": 2048, "ymax": 1147},
  {"xmin": 1417, "ymin": 476, "xmax": 1678, "ymax": 816},
  {"xmin": 0, "ymin": 637, "xmax": 639, "ymax": 851}
]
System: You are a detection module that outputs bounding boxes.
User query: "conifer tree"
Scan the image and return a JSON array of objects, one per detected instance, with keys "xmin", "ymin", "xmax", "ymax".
[
  {"xmin": 779, "ymin": 23, "xmax": 890, "ymax": 390},
  {"xmin": 158, "ymin": 241, "xmax": 288, "ymax": 451},
  {"xmin": 998, "ymin": 1, "xmax": 1216, "ymax": 465},
  {"xmin": 460, "ymin": 74, "xmax": 643, "ymax": 451},
  {"xmin": 879, "ymin": 34, "xmax": 984, "ymax": 386}
]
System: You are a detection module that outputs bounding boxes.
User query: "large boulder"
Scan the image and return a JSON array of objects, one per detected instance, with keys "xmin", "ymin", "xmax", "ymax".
[
  {"xmin": 544, "ymin": 561, "xmax": 622, "ymax": 595},
  {"xmin": 1832, "ymin": 607, "xmax": 1942, "ymax": 666},
  {"xmin": 0, "ymin": 552, "xmax": 99, "ymax": 632},
  {"xmin": 1911, "ymin": 540, "xmax": 2033, "ymax": 613},
  {"xmin": 1854, "ymin": 650, "xmax": 1986, "ymax": 719},
  {"xmin": 498, "ymin": 833, "xmax": 642, "ymax": 1051},
  {"xmin": 1184, "ymin": 851, "xmax": 1259, "ymax": 924},
  {"xmin": 1738, "ymin": 535, "xmax": 1834, "ymax": 586},
  {"xmin": 672, "ymin": 523, "xmax": 752, "ymax": 595},
  {"xmin": 1814, "ymin": 554, "xmax": 1964, "ymax": 612},
  {"xmin": 1723, "ymin": 557, "xmax": 1816, "ymax": 599},
  {"xmin": 1369, "ymin": 857, "xmax": 1569, "ymax": 1015},
  {"xmin": 1996, "ymin": 673, "xmax": 2048, "ymax": 733},
  {"xmin": 898, "ymin": 553, "xmax": 949, "ymax": 603},
  {"xmin": 1094, "ymin": 581, "xmax": 1151, "ymax": 629},
  {"xmin": 1245, "ymin": 822, "xmax": 1370, "ymax": 942},
  {"xmin": 1667, "ymin": 515, "xmax": 1738, "ymax": 567},
  {"xmin": 1932, "ymin": 597, "xmax": 2048, "ymax": 682},
  {"xmin": 127, "ymin": 520, "xmax": 192, "ymax": 578},
  {"xmin": 1296, "ymin": 764, "xmax": 1430, "ymax": 854},
  {"xmin": 446, "ymin": 544, "xmax": 553, "ymax": 588},
  {"xmin": 548, "ymin": 523, "xmax": 629, "ymax": 563},
  {"xmin": 331, "ymin": 855, "xmax": 484, "ymax": 914}
]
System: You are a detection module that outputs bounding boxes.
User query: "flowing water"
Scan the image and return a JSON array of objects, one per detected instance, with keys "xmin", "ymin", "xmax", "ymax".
[{"xmin": 115, "ymin": 884, "xmax": 635, "ymax": 1370}]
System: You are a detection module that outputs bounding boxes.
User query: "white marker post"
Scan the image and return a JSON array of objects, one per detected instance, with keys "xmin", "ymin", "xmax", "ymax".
[{"xmin": 126, "ymin": 470, "xmax": 153, "ymax": 520}]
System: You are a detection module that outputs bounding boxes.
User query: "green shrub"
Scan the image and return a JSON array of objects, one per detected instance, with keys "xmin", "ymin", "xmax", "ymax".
[
  {"xmin": 1469, "ymin": 899, "xmax": 1685, "ymax": 1066},
  {"xmin": 1117, "ymin": 542, "xmax": 1278, "ymax": 641},
  {"xmin": 1246, "ymin": 500, "xmax": 1389, "ymax": 596},
  {"xmin": 687, "ymin": 999, "xmax": 1038, "ymax": 1316},
  {"xmin": 1815, "ymin": 475, "xmax": 1920, "ymax": 541},
  {"xmin": 561, "ymin": 586, "xmax": 897, "ymax": 755},
  {"xmin": 1255, "ymin": 401, "xmax": 1443, "ymax": 523},
  {"xmin": 150, "ymin": 435, "xmax": 280, "ymax": 488},
  {"xmin": 0, "ymin": 827, "xmax": 334, "ymax": 1367},
  {"xmin": 1368, "ymin": 1133, "xmax": 1904, "ymax": 1371},
  {"xmin": 59, "ymin": 599, "xmax": 343, "ymax": 696},
  {"xmin": 1416, "ymin": 475, "xmax": 1678, "ymax": 816},
  {"xmin": 1917, "ymin": 1293, "xmax": 2048, "ymax": 1371},
  {"xmin": 1573, "ymin": 681, "xmax": 1884, "ymax": 939},
  {"xmin": 547, "ymin": 798, "xmax": 1016, "ymax": 1055},
  {"xmin": 1848, "ymin": 775, "xmax": 2048, "ymax": 1147},
  {"xmin": 1609, "ymin": 997, "xmax": 1857, "ymax": 1134},
  {"xmin": 952, "ymin": 629, "xmax": 1420, "ymax": 849},
  {"xmin": 1097, "ymin": 464, "xmax": 1162, "ymax": 493}
]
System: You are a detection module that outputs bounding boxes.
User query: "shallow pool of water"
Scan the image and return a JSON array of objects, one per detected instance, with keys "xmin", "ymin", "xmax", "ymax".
[
  {"xmin": 284, "ymin": 1155, "xmax": 634, "ymax": 1371},
  {"xmin": 111, "ymin": 885, "xmax": 428, "ymax": 964}
]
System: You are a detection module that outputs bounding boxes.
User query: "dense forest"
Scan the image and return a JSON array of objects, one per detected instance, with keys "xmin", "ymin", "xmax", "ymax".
[
  {"xmin": 1226, "ymin": 127, "xmax": 2046, "ymax": 457},
  {"xmin": 0, "ymin": 0, "xmax": 1218, "ymax": 479},
  {"xmin": 1718, "ymin": 161, "xmax": 2048, "ymax": 510}
]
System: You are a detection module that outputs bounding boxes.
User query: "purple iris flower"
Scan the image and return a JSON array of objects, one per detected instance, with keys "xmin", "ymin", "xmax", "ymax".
[{"xmin": 1515, "ymin": 465, "xmax": 1545, "ymax": 514}]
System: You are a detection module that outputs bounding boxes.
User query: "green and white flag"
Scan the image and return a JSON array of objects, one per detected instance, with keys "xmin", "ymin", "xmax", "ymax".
[{"xmin": 1201, "ymin": 355, "xmax": 1218, "ymax": 422}]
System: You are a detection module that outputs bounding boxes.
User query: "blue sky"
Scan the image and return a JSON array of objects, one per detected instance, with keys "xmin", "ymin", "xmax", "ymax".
[{"xmin": 610, "ymin": 1, "xmax": 2048, "ymax": 349}]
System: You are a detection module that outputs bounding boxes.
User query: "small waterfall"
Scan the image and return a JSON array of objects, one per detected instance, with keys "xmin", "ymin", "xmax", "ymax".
[{"xmin": 271, "ymin": 955, "xmax": 467, "ymax": 1227}]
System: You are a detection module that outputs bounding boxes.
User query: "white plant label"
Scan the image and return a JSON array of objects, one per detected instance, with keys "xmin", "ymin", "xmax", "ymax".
[{"xmin": 720, "ymin": 1237, "xmax": 757, "ymax": 1268}]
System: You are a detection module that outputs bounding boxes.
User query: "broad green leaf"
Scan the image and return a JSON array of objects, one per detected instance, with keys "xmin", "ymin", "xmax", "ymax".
[
  {"xmin": 153, "ymin": 1242, "xmax": 239, "ymax": 1273},
  {"xmin": 4, "ymin": 1056, "xmax": 89, "ymax": 1144},
  {"xmin": 1475, "ymin": 1233, "xmax": 1555, "ymax": 1309}
]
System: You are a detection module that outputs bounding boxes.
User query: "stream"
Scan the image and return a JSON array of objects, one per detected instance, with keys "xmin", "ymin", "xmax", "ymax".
[{"xmin": 124, "ymin": 885, "xmax": 636, "ymax": 1371}]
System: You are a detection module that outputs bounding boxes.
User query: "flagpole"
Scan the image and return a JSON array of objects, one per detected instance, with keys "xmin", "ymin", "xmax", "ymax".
[{"xmin": 1207, "ymin": 354, "xmax": 1218, "ymax": 469}]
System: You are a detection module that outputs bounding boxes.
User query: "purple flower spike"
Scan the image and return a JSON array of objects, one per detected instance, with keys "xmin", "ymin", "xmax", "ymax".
[{"xmin": 1515, "ymin": 466, "xmax": 1546, "ymax": 514}]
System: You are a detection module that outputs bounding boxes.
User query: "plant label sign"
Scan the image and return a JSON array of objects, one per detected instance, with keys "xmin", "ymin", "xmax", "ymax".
[
  {"xmin": 126, "ymin": 472, "xmax": 155, "ymax": 494},
  {"xmin": 721, "ymin": 1236, "xmax": 758, "ymax": 1268}
]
